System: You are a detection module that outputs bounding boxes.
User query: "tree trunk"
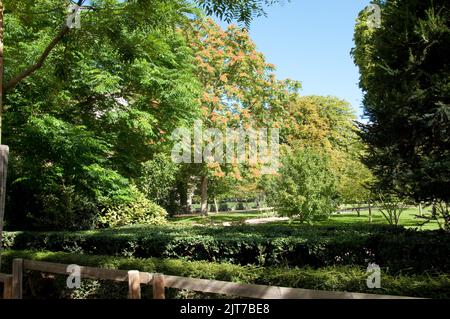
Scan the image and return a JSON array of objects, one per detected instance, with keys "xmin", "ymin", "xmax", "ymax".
[
  {"xmin": 186, "ymin": 180, "xmax": 195, "ymax": 214},
  {"xmin": 0, "ymin": 0, "xmax": 4, "ymax": 142},
  {"xmin": 432, "ymin": 202, "xmax": 437, "ymax": 218},
  {"xmin": 213, "ymin": 197, "xmax": 219, "ymax": 214},
  {"xmin": 368, "ymin": 201, "xmax": 372, "ymax": 223},
  {"xmin": 200, "ymin": 175, "xmax": 208, "ymax": 216},
  {"xmin": 178, "ymin": 180, "xmax": 188, "ymax": 215},
  {"xmin": 0, "ymin": 1, "xmax": 5, "ymax": 269},
  {"xmin": 419, "ymin": 202, "xmax": 423, "ymax": 217},
  {"xmin": 0, "ymin": 146, "xmax": 8, "ymax": 267}
]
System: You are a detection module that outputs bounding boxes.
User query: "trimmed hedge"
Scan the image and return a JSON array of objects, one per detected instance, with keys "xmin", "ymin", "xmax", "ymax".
[
  {"xmin": 2, "ymin": 224, "xmax": 450, "ymax": 274},
  {"xmin": 1, "ymin": 250, "xmax": 449, "ymax": 299}
]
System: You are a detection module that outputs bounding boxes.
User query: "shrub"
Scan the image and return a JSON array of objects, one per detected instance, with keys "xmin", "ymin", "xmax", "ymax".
[
  {"xmin": 267, "ymin": 148, "xmax": 338, "ymax": 222},
  {"xmin": 3, "ymin": 224, "xmax": 450, "ymax": 274},
  {"xmin": 138, "ymin": 154, "xmax": 179, "ymax": 210},
  {"xmin": 376, "ymin": 193, "xmax": 407, "ymax": 226},
  {"xmin": 98, "ymin": 186, "xmax": 167, "ymax": 227},
  {"xmin": 0, "ymin": 250, "xmax": 449, "ymax": 299}
]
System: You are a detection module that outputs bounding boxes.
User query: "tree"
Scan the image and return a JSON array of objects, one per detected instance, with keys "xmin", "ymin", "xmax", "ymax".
[
  {"xmin": 377, "ymin": 193, "xmax": 407, "ymax": 226},
  {"xmin": 184, "ymin": 17, "xmax": 298, "ymax": 215},
  {"xmin": 138, "ymin": 154, "xmax": 179, "ymax": 211},
  {"xmin": 2, "ymin": 0, "xmax": 200, "ymax": 229},
  {"xmin": 267, "ymin": 147, "xmax": 338, "ymax": 223},
  {"xmin": 352, "ymin": 0, "xmax": 450, "ymax": 204},
  {"xmin": 281, "ymin": 95, "xmax": 373, "ymax": 209}
]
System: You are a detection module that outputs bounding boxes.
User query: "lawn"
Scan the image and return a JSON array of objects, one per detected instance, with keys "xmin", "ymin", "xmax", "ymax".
[
  {"xmin": 323, "ymin": 208, "xmax": 441, "ymax": 230},
  {"xmin": 168, "ymin": 210, "xmax": 276, "ymax": 225},
  {"xmin": 168, "ymin": 206, "xmax": 442, "ymax": 230}
]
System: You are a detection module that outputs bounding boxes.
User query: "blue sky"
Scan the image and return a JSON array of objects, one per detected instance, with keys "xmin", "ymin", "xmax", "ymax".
[
  {"xmin": 89, "ymin": 0, "xmax": 371, "ymax": 118},
  {"xmin": 218, "ymin": 0, "xmax": 372, "ymax": 119}
]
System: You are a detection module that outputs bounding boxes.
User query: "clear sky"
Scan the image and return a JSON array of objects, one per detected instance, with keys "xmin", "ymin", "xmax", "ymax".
[
  {"xmin": 218, "ymin": 0, "xmax": 372, "ymax": 119},
  {"xmin": 89, "ymin": 0, "xmax": 371, "ymax": 118}
]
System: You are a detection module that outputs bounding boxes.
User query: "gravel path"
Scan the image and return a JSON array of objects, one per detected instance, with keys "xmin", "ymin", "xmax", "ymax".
[{"xmin": 243, "ymin": 216, "xmax": 289, "ymax": 225}]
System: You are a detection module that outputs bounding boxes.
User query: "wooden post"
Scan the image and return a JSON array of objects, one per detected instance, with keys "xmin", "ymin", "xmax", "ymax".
[
  {"xmin": 368, "ymin": 202, "xmax": 372, "ymax": 223},
  {"xmin": 214, "ymin": 198, "xmax": 219, "ymax": 214},
  {"xmin": 127, "ymin": 270, "xmax": 141, "ymax": 299},
  {"xmin": 153, "ymin": 273, "xmax": 165, "ymax": 299},
  {"xmin": 0, "ymin": 145, "xmax": 8, "ymax": 268},
  {"xmin": 2, "ymin": 274, "xmax": 12, "ymax": 299},
  {"xmin": 12, "ymin": 258, "xmax": 23, "ymax": 299},
  {"xmin": 200, "ymin": 175, "xmax": 208, "ymax": 216}
]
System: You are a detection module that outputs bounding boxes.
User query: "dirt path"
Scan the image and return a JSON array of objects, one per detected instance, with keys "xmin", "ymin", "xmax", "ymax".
[{"xmin": 243, "ymin": 216, "xmax": 289, "ymax": 225}]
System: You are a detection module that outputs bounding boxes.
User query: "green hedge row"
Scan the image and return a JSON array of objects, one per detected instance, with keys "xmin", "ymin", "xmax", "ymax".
[
  {"xmin": 1, "ymin": 250, "xmax": 449, "ymax": 299},
  {"xmin": 3, "ymin": 224, "xmax": 450, "ymax": 274}
]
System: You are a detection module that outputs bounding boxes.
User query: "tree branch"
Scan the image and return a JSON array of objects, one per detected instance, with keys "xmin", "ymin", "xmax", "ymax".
[
  {"xmin": 4, "ymin": 25, "xmax": 69, "ymax": 92},
  {"xmin": 3, "ymin": 0, "xmax": 85, "ymax": 93}
]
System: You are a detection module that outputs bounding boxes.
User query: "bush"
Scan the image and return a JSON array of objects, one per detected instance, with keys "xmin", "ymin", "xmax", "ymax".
[
  {"xmin": 138, "ymin": 154, "xmax": 179, "ymax": 210},
  {"xmin": 3, "ymin": 224, "xmax": 450, "ymax": 274},
  {"xmin": 267, "ymin": 148, "xmax": 338, "ymax": 222},
  {"xmin": 5, "ymin": 115, "xmax": 140, "ymax": 231},
  {"xmin": 0, "ymin": 250, "xmax": 449, "ymax": 299},
  {"xmin": 98, "ymin": 186, "xmax": 167, "ymax": 228}
]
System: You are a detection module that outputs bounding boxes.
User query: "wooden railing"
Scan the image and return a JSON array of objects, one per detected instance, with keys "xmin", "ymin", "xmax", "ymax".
[
  {"xmin": 0, "ymin": 259, "xmax": 417, "ymax": 299},
  {"xmin": 0, "ymin": 272, "xmax": 12, "ymax": 299}
]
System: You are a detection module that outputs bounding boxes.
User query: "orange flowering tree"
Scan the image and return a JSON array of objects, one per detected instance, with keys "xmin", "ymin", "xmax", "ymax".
[{"xmin": 185, "ymin": 18, "xmax": 300, "ymax": 215}]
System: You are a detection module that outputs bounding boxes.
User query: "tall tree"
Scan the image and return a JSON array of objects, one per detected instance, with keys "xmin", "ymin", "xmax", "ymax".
[
  {"xmin": 2, "ymin": 0, "xmax": 200, "ymax": 229},
  {"xmin": 185, "ymin": 18, "xmax": 298, "ymax": 215},
  {"xmin": 352, "ymin": 0, "xmax": 450, "ymax": 204},
  {"xmin": 281, "ymin": 95, "xmax": 372, "ymax": 206}
]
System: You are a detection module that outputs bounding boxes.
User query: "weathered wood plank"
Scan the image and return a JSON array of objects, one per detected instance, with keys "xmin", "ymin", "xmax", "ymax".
[
  {"xmin": 0, "ymin": 273, "xmax": 12, "ymax": 299},
  {"xmin": 23, "ymin": 260, "xmax": 152, "ymax": 284},
  {"xmin": 163, "ymin": 275, "xmax": 416, "ymax": 299},
  {"xmin": 0, "ymin": 272, "xmax": 11, "ymax": 282},
  {"xmin": 2, "ymin": 275, "xmax": 12, "ymax": 299},
  {"xmin": 19, "ymin": 259, "xmax": 419, "ymax": 299},
  {"xmin": 12, "ymin": 258, "xmax": 23, "ymax": 299},
  {"xmin": 128, "ymin": 270, "xmax": 141, "ymax": 299},
  {"xmin": 153, "ymin": 273, "xmax": 165, "ymax": 299}
]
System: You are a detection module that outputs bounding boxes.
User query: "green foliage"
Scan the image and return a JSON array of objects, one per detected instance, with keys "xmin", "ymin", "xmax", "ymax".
[
  {"xmin": 98, "ymin": 186, "xmax": 167, "ymax": 228},
  {"xmin": 352, "ymin": 0, "xmax": 450, "ymax": 202},
  {"xmin": 3, "ymin": 224, "xmax": 450, "ymax": 274},
  {"xmin": 268, "ymin": 148, "xmax": 338, "ymax": 222},
  {"xmin": 434, "ymin": 202, "xmax": 450, "ymax": 232},
  {"xmin": 138, "ymin": 154, "xmax": 179, "ymax": 210},
  {"xmin": 6, "ymin": 115, "xmax": 136, "ymax": 230},
  {"xmin": 280, "ymin": 95, "xmax": 372, "ymax": 206},
  {"xmin": 196, "ymin": 0, "xmax": 284, "ymax": 26},
  {"xmin": 3, "ymin": 0, "xmax": 201, "ymax": 229},
  {"xmin": 1, "ymin": 249, "xmax": 449, "ymax": 299}
]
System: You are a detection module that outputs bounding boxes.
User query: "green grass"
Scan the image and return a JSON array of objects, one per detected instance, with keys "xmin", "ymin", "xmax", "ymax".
[
  {"xmin": 318, "ymin": 208, "xmax": 441, "ymax": 230},
  {"xmin": 169, "ymin": 207, "xmax": 442, "ymax": 230},
  {"xmin": 168, "ymin": 211, "xmax": 276, "ymax": 225}
]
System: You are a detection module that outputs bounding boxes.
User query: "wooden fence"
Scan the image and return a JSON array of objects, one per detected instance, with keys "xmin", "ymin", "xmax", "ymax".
[{"xmin": 0, "ymin": 258, "xmax": 419, "ymax": 299}]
